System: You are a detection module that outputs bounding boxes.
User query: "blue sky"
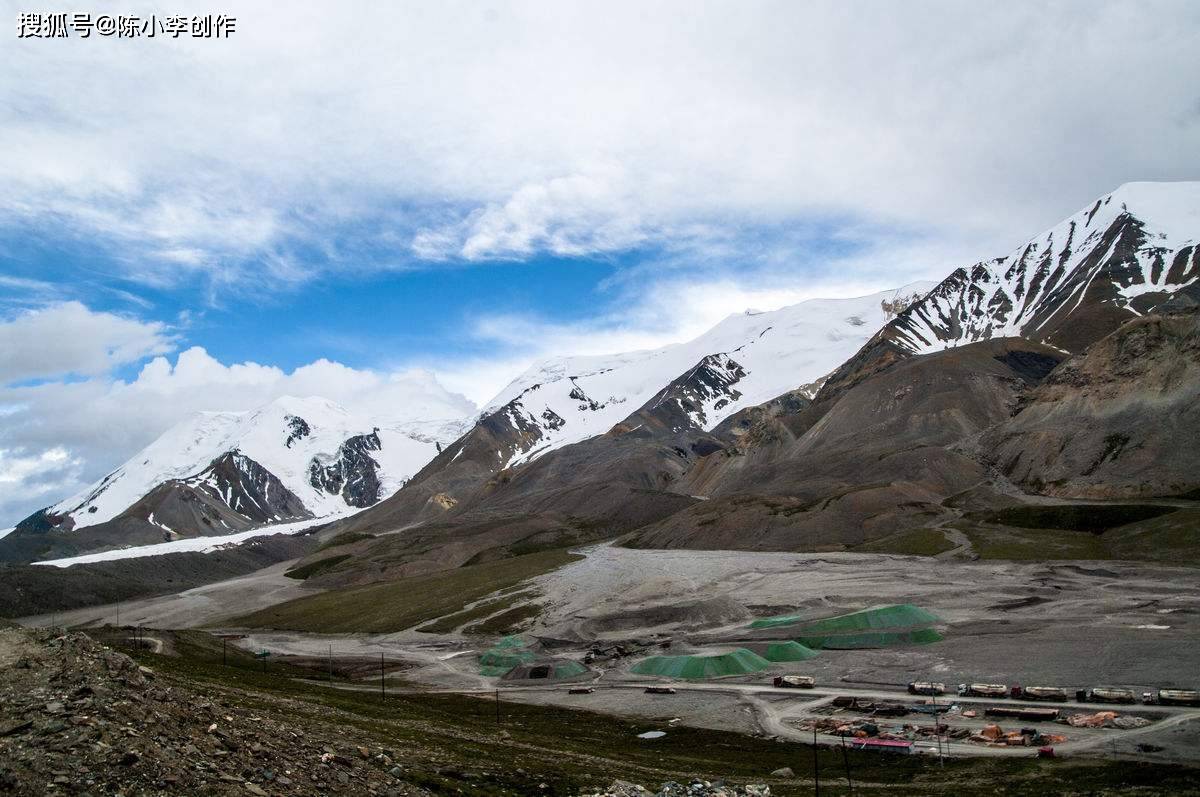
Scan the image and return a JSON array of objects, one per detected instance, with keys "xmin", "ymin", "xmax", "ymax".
[{"xmin": 1, "ymin": 0, "xmax": 1198, "ymax": 526}]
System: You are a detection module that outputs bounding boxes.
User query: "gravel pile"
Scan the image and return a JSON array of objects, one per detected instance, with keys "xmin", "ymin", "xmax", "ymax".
[{"xmin": 0, "ymin": 626, "xmax": 429, "ymax": 796}]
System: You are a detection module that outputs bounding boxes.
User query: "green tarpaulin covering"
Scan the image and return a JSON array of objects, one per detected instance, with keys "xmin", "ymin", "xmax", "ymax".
[
  {"xmin": 747, "ymin": 604, "xmax": 943, "ymax": 649},
  {"xmin": 630, "ymin": 648, "xmax": 771, "ymax": 679},
  {"xmin": 757, "ymin": 641, "xmax": 819, "ymax": 662},
  {"xmin": 501, "ymin": 659, "xmax": 591, "ymax": 681},
  {"xmin": 749, "ymin": 603, "xmax": 940, "ymax": 631}
]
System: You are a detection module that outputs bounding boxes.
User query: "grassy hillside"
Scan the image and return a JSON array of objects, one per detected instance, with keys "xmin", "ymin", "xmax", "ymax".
[
  {"xmin": 231, "ymin": 549, "xmax": 581, "ymax": 633},
  {"xmin": 957, "ymin": 507, "xmax": 1200, "ymax": 563}
]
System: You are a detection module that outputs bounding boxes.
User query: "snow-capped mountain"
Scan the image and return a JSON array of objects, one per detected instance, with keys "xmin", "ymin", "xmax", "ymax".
[
  {"xmin": 474, "ymin": 283, "xmax": 935, "ymax": 470},
  {"xmin": 23, "ymin": 396, "xmax": 469, "ymax": 542},
  {"xmin": 888, "ymin": 182, "xmax": 1200, "ymax": 355},
  {"xmin": 0, "ymin": 396, "xmax": 475, "ymax": 564}
]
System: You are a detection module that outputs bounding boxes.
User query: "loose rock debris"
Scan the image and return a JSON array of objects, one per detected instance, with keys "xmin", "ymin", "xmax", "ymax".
[
  {"xmin": 0, "ymin": 626, "xmax": 430, "ymax": 796},
  {"xmin": 581, "ymin": 781, "xmax": 769, "ymax": 796}
]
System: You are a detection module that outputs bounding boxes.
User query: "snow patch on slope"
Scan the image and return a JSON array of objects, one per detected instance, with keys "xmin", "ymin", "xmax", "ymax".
[
  {"xmin": 480, "ymin": 283, "xmax": 935, "ymax": 468},
  {"xmin": 32, "ymin": 514, "xmax": 334, "ymax": 568}
]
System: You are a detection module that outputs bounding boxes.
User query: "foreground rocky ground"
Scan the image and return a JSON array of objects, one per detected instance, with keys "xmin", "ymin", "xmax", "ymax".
[
  {"xmin": 0, "ymin": 625, "xmax": 426, "ymax": 796},
  {"xmin": 582, "ymin": 782, "xmax": 769, "ymax": 796},
  {"xmin": 3, "ymin": 622, "xmax": 1198, "ymax": 795}
]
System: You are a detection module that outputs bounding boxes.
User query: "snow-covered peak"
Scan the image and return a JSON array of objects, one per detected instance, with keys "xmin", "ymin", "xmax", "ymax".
[
  {"xmin": 888, "ymin": 182, "xmax": 1200, "ymax": 355},
  {"xmin": 50, "ymin": 395, "xmax": 467, "ymax": 530},
  {"xmin": 479, "ymin": 284, "xmax": 935, "ymax": 468},
  {"xmin": 1103, "ymin": 181, "xmax": 1200, "ymax": 244}
]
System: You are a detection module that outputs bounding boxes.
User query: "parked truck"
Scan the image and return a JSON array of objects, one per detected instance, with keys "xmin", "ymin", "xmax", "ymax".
[
  {"xmin": 1142, "ymin": 689, "xmax": 1200, "ymax": 707},
  {"xmin": 773, "ymin": 675, "xmax": 815, "ymax": 689},
  {"xmin": 1076, "ymin": 687, "xmax": 1136, "ymax": 704},
  {"xmin": 907, "ymin": 681, "xmax": 946, "ymax": 696},
  {"xmin": 1011, "ymin": 685, "xmax": 1069, "ymax": 702},
  {"xmin": 958, "ymin": 683, "xmax": 1009, "ymax": 698}
]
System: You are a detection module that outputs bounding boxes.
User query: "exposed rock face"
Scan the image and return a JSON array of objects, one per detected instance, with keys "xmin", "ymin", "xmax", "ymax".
[
  {"xmin": 883, "ymin": 184, "xmax": 1200, "ymax": 356},
  {"xmin": 309, "ymin": 431, "xmax": 384, "ymax": 508},
  {"xmin": 634, "ymin": 354, "xmax": 747, "ymax": 433},
  {"xmin": 983, "ymin": 309, "xmax": 1200, "ymax": 499},
  {"xmin": 284, "ymin": 414, "xmax": 312, "ymax": 448},
  {"xmin": 187, "ymin": 451, "xmax": 312, "ymax": 525}
]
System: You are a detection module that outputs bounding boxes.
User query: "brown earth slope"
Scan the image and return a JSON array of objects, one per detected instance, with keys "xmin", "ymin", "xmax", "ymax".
[{"xmin": 983, "ymin": 309, "xmax": 1200, "ymax": 499}]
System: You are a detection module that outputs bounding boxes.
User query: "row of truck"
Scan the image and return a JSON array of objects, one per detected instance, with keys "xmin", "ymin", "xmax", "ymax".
[{"xmin": 906, "ymin": 681, "xmax": 1200, "ymax": 706}]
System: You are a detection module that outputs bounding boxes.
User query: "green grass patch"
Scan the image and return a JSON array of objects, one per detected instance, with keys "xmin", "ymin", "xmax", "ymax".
[
  {"xmin": 462, "ymin": 602, "xmax": 543, "ymax": 635},
  {"xmin": 284, "ymin": 553, "xmax": 353, "ymax": 580},
  {"xmin": 234, "ymin": 549, "xmax": 582, "ymax": 633},
  {"xmin": 853, "ymin": 527, "xmax": 956, "ymax": 556},
  {"xmin": 981, "ymin": 504, "xmax": 1175, "ymax": 532},
  {"xmin": 416, "ymin": 591, "xmax": 534, "ymax": 634},
  {"xmin": 317, "ymin": 531, "xmax": 377, "ymax": 551},
  {"xmin": 961, "ymin": 507, "xmax": 1200, "ymax": 565}
]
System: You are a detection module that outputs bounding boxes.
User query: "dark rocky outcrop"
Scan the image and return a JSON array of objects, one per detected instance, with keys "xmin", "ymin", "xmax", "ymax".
[{"xmin": 308, "ymin": 431, "xmax": 383, "ymax": 508}]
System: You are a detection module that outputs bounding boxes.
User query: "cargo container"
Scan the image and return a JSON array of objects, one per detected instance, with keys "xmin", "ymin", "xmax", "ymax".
[
  {"xmin": 1077, "ymin": 687, "xmax": 1136, "ymax": 704},
  {"xmin": 1142, "ymin": 689, "xmax": 1200, "ymax": 707},
  {"xmin": 958, "ymin": 683, "xmax": 1009, "ymax": 698},
  {"xmin": 568, "ymin": 687, "xmax": 595, "ymax": 695},
  {"xmin": 984, "ymin": 706, "xmax": 1060, "ymax": 722},
  {"xmin": 907, "ymin": 681, "xmax": 946, "ymax": 696},
  {"xmin": 644, "ymin": 686, "xmax": 676, "ymax": 695},
  {"xmin": 1012, "ymin": 686, "xmax": 1068, "ymax": 702},
  {"xmin": 848, "ymin": 738, "xmax": 913, "ymax": 755},
  {"xmin": 773, "ymin": 675, "xmax": 815, "ymax": 689}
]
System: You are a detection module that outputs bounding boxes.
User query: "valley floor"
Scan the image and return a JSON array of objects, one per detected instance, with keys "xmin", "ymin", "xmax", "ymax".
[{"xmin": 17, "ymin": 543, "xmax": 1200, "ymax": 773}]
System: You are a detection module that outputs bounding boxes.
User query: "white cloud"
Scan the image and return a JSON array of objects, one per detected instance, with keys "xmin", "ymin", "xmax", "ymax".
[
  {"xmin": 0, "ymin": 340, "xmax": 476, "ymax": 526},
  {"xmin": 0, "ymin": 302, "xmax": 174, "ymax": 385},
  {"xmin": 2, "ymin": 1, "xmax": 1197, "ymax": 285},
  {"xmin": 0, "ymin": 447, "xmax": 84, "ymax": 527}
]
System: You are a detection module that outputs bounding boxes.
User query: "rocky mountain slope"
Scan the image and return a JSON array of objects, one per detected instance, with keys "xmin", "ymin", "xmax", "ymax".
[
  {"xmin": 291, "ymin": 183, "xmax": 1200, "ymax": 579},
  {"xmin": 982, "ymin": 310, "xmax": 1200, "ymax": 499},
  {"xmin": 479, "ymin": 283, "xmax": 934, "ymax": 469},
  {"xmin": 884, "ymin": 181, "xmax": 1199, "ymax": 356},
  {"xmin": 0, "ymin": 396, "xmax": 471, "ymax": 564},
  {"xmin": 325, "ymin": 285, "xmax": 932, "ymax": 536}
]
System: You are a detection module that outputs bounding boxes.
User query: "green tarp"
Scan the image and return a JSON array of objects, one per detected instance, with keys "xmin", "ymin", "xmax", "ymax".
[
  {"xmin": 757, "ymin": 641, "xmax": 819, "ymax": 662},
  {"xmin": 747, "ymin": 604, "xmax": 943, "ymax": 650},
  {"xmin": 493, "ymin": 635, "xmax": 528, "ymax": 649},
  {"xmin": 501, "ymin": 659, "xmax": 590, "ymax": 681},
  {"xmin": 750, "ymin": 603, "xmax": 940, "ymax": 631},
  {"xmin": 630, "ymin": 648, "xmax": 771, "ymax": 679}
]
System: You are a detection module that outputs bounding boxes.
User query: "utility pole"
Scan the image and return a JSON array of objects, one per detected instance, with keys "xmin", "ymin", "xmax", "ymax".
[
  {"xmin": 813, "ymin": 726, "xmax": 820, "ymax": 797},
  {"xmin": 328, "ymin": 645, "xmax": 333, "ymax": 682},
  {"xmin": 932, "ymin": 685, "xmax": 944, "ymax": 766},
  {"xmin": 222, "ymin": 638, "xmax": 227, "ymax": 666},
  {"xmin": 840, "ymin": 734, "xmax": 853, "ymax": 793},
  {"xmin": 495, "ymin": 689, "xmax": 501, "ymax": 724},
  {"xmin": 380, "ymin": 653, "xmax": 385, "ymax": 699}
]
